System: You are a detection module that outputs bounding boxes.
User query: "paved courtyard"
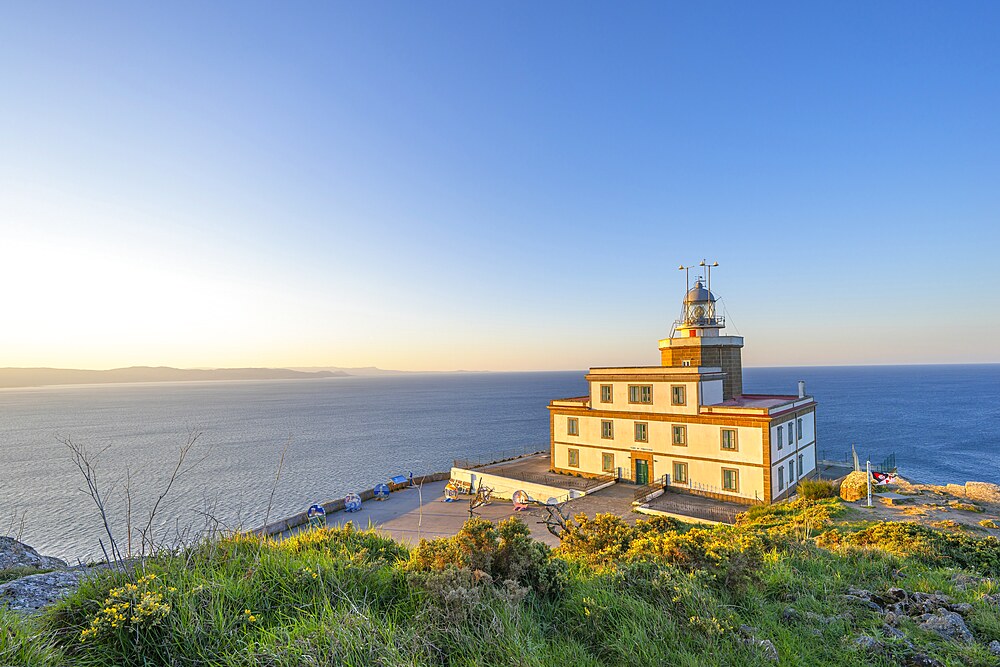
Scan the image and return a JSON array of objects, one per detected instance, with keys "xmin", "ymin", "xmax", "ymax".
[{"xmin": 309, "ymin": 477, "xmax": 641, "ymax": 548}]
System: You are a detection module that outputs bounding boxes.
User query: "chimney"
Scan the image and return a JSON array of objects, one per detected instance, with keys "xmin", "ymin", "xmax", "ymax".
[{"xmin": 798, "ymin": 380, "xmax": 806, "ymax": 398}]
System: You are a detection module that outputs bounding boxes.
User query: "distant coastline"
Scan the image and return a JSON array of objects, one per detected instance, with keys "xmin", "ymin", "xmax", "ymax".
[{"xmin": 0, "ymin": 366, "xmax": 350, "ymax": 389}]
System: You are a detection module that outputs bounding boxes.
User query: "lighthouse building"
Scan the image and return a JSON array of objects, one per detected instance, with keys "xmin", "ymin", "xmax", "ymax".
[{"xmin": 548, "ymin": 274, "xmax": 817, "ymax": 504}]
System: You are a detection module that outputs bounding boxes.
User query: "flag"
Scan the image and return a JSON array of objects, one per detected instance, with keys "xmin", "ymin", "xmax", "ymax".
[{"xmin": 871, "ymin": 471, "xmax": 896, "ymax": 485}]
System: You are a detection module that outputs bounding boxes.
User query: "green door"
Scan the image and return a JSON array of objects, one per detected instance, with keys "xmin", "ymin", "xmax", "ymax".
[{"xmin": 635, "ymin": 459, "xmax": 649, "ymax": 485}]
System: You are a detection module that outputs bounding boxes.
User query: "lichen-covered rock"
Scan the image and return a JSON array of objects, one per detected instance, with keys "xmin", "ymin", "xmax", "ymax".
[
  {"xmin": 840, "ymin": 471, "xmax": 869, "ymax": 502},
  {"xmin": 0, "ymin": 568, "xmax": 87, "ymax": 613},
  {"xmin": 917, "ymin": 609, "xmax": 974, "ymax": 643},
  {"xmin": 988, "ymin": 640, "xmax": 1000, "ymax": 656},
  {"xmin": 0, "ymin": 537, "xmax": 67, "ymax": 570},
  {"xmin": 964, "ymin": 481, "xmax": 1000, "ymax": 504}
]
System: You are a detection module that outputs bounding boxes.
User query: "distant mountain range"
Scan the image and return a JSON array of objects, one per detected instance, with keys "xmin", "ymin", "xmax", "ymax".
[{"xmin": 0, "ymin": 366, "xmax": 350, "ymax": 389}]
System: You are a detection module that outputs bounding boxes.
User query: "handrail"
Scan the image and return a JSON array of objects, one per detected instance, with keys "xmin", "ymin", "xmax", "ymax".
[
  {"xmin": 453, "ymin": 446, "xmax": 546, "ymax": 470},
  {"xmin": 634, "ymin": 474, "xmax": 669, "ymax": 502}
]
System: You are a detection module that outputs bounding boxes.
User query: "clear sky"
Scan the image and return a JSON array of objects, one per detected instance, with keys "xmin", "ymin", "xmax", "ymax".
[{"xmin": 2, "ymin": 2, "xmax": 998, "ymax": 371}]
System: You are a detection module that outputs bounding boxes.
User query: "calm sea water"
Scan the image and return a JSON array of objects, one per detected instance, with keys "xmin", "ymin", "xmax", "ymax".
[{"xmin": 1, "ymin": 365, "xmax": 997, "ymax": 560}]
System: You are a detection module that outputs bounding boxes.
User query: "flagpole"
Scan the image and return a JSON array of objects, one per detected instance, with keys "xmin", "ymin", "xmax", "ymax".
[{"xmin": 866, "ymin": 460, "xmax": 872, "ymax": 508}]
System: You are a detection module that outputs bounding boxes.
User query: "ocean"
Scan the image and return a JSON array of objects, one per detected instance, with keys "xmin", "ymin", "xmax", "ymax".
[{"xmin": 1, "ymin": 364, "xmax": 997, "ymax": 560}]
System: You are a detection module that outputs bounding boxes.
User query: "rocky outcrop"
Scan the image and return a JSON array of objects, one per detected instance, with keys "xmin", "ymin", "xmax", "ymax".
[
  {"xmin": 841, "ymin": 585, "xmax": 994, "ymax": 661},
  {"xmin": 964, "ymin": 481, "xmax": 1000, "ymax": 504},
  {"xmin": 0, "ymin": 537, "xmax": 67, "ymax": 570},
  {"xmin": 839, "ymin": 471, "xmax": 869, "ymax": 502},
  {"xmin": 0, "ymin": 567, "xmax": 89, "ymax": 612},
  {"xmin": 0, "ymin": 537, "xmax": 90, "ymax": 613}
]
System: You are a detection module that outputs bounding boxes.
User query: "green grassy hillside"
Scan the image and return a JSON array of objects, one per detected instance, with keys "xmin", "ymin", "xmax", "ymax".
[{"xmin": 2, "ymin": 498, "xmax": 999, "ymax": 666}]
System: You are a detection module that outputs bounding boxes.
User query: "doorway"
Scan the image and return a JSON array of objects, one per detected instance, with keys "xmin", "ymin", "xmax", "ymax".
[{"xmin": 635, "ymin": 458, "xmax": 650, "ymax": 485}]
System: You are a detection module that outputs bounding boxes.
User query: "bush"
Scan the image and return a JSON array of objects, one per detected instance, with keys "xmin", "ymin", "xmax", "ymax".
[
  {"xmin": 408, "ymin": 516, "xmax": 566, "ymax": 597},
  {"xmin": 817, "ymin": 521, "xmax": 1000, "ymax": 574},
  {"xmin": 736, "ymin": 497, "xmax": 843, "ymax": 541},
  {"xmin": 797, "ymin": 478, "xmax": 839, "ymax": 500}
]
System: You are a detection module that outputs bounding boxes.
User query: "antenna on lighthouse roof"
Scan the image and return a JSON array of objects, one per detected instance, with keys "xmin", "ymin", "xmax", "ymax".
[
  {"xmin": 678, "ymin": 263, "xmax": 696, "ymax": 292},
  {"xmin": 699, "ymin": 259, "xmax": 719, "ymax": 297}
]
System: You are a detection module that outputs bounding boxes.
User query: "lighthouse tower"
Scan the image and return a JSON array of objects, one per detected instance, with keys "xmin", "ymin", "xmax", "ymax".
[{"xmin": 659, "ymin": 268, "xmax": 744, "ymax": 400}]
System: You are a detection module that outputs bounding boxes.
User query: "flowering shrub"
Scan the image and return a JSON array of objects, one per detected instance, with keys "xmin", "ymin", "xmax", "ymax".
[
  {"xmin": 818, "ymin": 521, "xmax": 1000, "ymax": 573},
  {"xmin": 79, "ymin": 573, "xmax": 171, "ymax": 643},
  {"xmin": 557, "ymin": 513, "xmax": 681, "ymax": 567},
  {"xmin": 408, "ymin": 517, "xmax": 567, "ymax": 597}
]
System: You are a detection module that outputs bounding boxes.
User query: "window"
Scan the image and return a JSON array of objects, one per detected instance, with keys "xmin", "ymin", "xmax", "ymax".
[
  {"xmin": 789, "ymin": 421, "xmax": 796, "ymax": 442},
  {"xmin": 777, "ymin": 466, "xmax": 785, "ymax": 491},
  {"xmin": 673, "ymin": 461, "xmax": 688, "ymax": 484},
  {"xmin": 722, "ymin": 468, "xmax": 739, "ymax": 492},
  {"xmin": 628, "ymin": 384, "xmax": 653, "ymax": 404},
  {"xmin": 568, "ymin": 448, "xmax": 579, "ymax": 467},
  {"xmin": 671, "ymin": 385, "xmax": 686, "ymax": 405},
  {"xmin": 601, "ymin": 420, "xmax": 614, "ymax": 439},
  {"xmin": 602, "ymin": 452, "xmax": 615, "ymax": 473},
  {"xmin": 681, "ymin": 360, "xmax": 691, "ymax": 367},
  {"xmin": 797, "ymin": 418, "xmax": 804, "ymax": 441},
  {"xmin": 671, "ymin": 424, "xmax": 687, "ymax": 446},
  {"xmin": 600, "ymin": 384, "xmax": 613, "ymax": 403},
  {"xmin": 567, "ymin": 418, "xmax": 579, "ymax": 436},
  {"xmin": 776, "ymin": 426, "xmax": 783, "ymax": 450},
  {"xmin": 798, "ymin": 454, "xmax": 804, "ymax": 477},
  {"xmin": 721, "ymin": 428, "xmax": 738, "ymax": 451},
  {"xmin": 634, "ymin": 422, "xmax": 648, "ymax": 442},
  {"xmin": 789, "ymin": 460, "xmax": 795, "ymax": 481}
]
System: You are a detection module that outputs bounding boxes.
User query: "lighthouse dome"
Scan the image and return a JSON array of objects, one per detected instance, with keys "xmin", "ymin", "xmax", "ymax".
[{"xmin": 684, "ymin": 281, "xmax": 716, "ymax": 304}]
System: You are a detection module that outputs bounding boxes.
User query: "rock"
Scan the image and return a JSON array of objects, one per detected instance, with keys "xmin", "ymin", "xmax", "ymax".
[
  {"xmin": 947, "ymin": 602, "xmax": 973, "ymax": 615},
  {"xmin": 847, "ymin": 587, "xmax": 873, "ymax": 599},
  {"xmin": 884, "ymin": 587, "xmax": 908, "ymax": 603},
  {"xmin": 0, "ymin": 537, "xmax": 67, "ymax": 571},
  {"xmin": 854, "ymin": 635, "xmax": 884, "ymax": 651},
  {"xmin": 0, "ymin": 567, "xmax": 88, "ymax": 613},
  {"xmin": 738, "ymin": 626, "xmax": 778, "ymax": 662},
  {"xmin": 756, "ymin": 639, "xmax": 779, "ymax": 663},
  {"xmin": 949, "ymin": 572, "xmax": 981, "ymax": 590},
  {"xmin": 965, "ymin": 481, "xmax": 1000, "ymax": 504},
  {"xmin": 781, "ymin": 607, "xmax": 800, "ymax": 622},
  {"xmin": 883, "ymin": 611, "xmax": 900, "ymax": 626},
  {"xmin": 945, "ymin": 484, "xmax": 967, "ymax": 498},
  {"xmin": 881, "ymin": 624, "xmax": 906, "ymax": 640},
  {"xmin": 917, "ymin": 609, "xmax": 974, "ymax": 643},
  {"xmin": 840, "ymin": 471, "xmax": 870, "ymax": 502},
  {"xmin": 904, "ymin": 654, "xmax": 944, "ymax": 667},
  {"xmin": 843, "ymin": 593, "xmax": 883, "ymax": 613},
  {"xmin": 988, "ymin": 640, "xmax": 1000, "ymax": 656}
]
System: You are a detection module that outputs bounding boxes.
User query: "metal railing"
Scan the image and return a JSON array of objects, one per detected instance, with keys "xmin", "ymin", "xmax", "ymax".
[
  {"xmin": 652, "ymin": 494, "xmax": 747, "ymax": 524},
  {"xmin": 634, "ymin": 474, "xmax": 669, "ymax": 502},
  {"xmin": 664, "ymin": 479, "xmax": 764, "ymax": 507},
  {"xmin": 453, "ymin": 446, "xmax": 546, "ymax": 470},
  {"xmin": 825, "ymin": 450, "xmax": 897, "ymax": 474},
  {"xmin": 483, "ymin": 465, "xmax": 615, "ymax": 492}
]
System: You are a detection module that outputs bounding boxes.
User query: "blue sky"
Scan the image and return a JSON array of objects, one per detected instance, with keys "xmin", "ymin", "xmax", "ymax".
[{"xmin": 2, "ymin": 2, "xmax": 998, "ymax": 370}]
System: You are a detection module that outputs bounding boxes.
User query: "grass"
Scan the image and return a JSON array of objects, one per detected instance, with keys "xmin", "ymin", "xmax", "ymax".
[
  {"xmin": 0, "ymin": 501, "xmax": 998, "ymax": 666},
  {"xmin": 0, "ymin": 566, "xmax": 51, "ymax": 585}
]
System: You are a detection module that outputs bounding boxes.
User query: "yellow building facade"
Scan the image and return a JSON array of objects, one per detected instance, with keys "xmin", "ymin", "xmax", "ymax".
[{"xmin": 548, "ymin": 278, "xmax": 817, "ymax": 504}]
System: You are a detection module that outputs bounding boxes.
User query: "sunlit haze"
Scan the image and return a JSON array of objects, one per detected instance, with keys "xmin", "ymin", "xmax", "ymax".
[{"xmin": 2, "ymin": 2, "xmax": 998, "ymax": 371}]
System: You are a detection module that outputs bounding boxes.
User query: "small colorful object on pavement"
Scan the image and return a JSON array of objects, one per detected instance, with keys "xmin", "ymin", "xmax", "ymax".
[
  {"xmin": 373, "ymin": 483, "xmax": 390, "ymax": 500},
  {"xmin": 444, "ymin": 481, "xmax": 460, "ymax": 502},
  {"xmin": 512, "ymin": 489, "xmax": 530, "ymax": 511},
  {"xmin": 307, "ymin": 504, "xmax": 326, "ymax": 528},
  {"xmin": 344, "ymin": 492, "xmax": 362, "ymax": 512}
]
